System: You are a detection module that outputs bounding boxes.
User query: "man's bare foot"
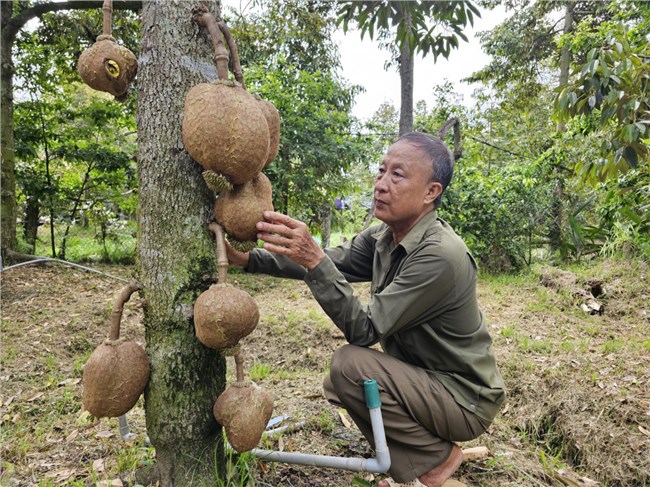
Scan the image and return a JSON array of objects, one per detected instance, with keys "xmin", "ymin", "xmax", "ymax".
[
  {"xmin": 377, "ymin": 478, "xmax": 423, "ymax": 487},
  {"xmin": 417, "ymin": 444, "xmax": 463, "ymax": 487}
]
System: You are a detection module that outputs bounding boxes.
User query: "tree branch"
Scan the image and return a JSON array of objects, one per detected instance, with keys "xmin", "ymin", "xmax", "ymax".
[
  {"xmin": 466, "ymin": 134, "xmax": 524, "ymax": 158},
  {"xmin": 3, "ymin": 1, "xmax": 141, "ymax": 45},
  {"xmin": 438, "ymin": 117, "xmax": 463, "ymax": 160}
]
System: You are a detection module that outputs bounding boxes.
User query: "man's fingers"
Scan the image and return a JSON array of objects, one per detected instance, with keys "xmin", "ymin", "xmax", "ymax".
[
  {"xmin": 263, "ymin": 211, "xmax": 301, "ymax": 229},
  {"xmin": 257, "ymin": 221, "xmax": 290, "ymax": 237},
  {"xmin": 262, "ymin": 242, "xmax": 289, "ymax": 255},
  {"xmin": 258, "ymin": 232, "xmax": 292, "ymax": 248}
]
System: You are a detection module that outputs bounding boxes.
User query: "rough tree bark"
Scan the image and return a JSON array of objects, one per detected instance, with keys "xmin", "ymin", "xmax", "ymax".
[
  {"xmin": 137, "ymin": 1, "xmax": 226, "ymax": 484},
  {"xmin": 398, "ymin": 46, "xmax": 414, "ymax": 136},
  {"xmin": 398, "ymin": 9, "xmax": 414, "ymax": 136},
  {"xmin": 1, "ymin": 1, "xmax": 17, "ymax": 258}
]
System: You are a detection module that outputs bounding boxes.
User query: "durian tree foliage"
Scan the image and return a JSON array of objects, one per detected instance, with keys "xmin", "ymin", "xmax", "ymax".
[
  {"xmin": 1, "ymin": 0, "xmax": 140, "ymax": 259},
  {"xmin": 554, "ymin": 4, "xmax": 650, "ymax": 179},
  {"xmin": 336, "ymin": 1, "xmax": 481, "ymax": 135},
  {"xmin": 13, "ymin": 9, "xmax": 138, "ymax": 259},
  {"xmin": 462, "ymin": 0, "xmax": 650, "ymax": 261},
  {"xmin": 226, "ymin": 0, "xmax": 371, "ymax": 234}
]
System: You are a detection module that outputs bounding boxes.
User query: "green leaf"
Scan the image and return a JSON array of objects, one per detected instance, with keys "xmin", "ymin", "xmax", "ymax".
[
  {"xmin": 587, "ymin": 47, "xmax": 598, "ymax": 62},
  {"xmin": 589, "ymin": 76, "xmax": 600, "ymax": 92},
  {"xmin": 623, "ymin": 146, "xmax": 638, "ymax": 168},
  {"xmin": 623, "ymin": 124, "xmax": 637, "ymax": 142},
  {"xmin": 588, "ymin": 95, "xmax": 597, "ymax": 109},
  {"xmin": 618, "ymin": 206, "xmax": 642, "ymax": 224},
  {"xmin": 591, "ymin": 59, "xmax": 599, "ymax": 75}
]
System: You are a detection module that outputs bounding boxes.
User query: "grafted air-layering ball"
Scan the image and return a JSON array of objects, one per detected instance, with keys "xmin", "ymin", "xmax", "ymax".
[
  {"xmin": 214, "ymin": 172, "xmax": 273, "ymax": 251},
  {"xmin": 254, "ymin": 96, "xmax": 281, "ymax": 167},
  {"xmin": 194, "ymin": 283, "xmax": 260, "ymax": 350},
  {"xmin": 214, "ymin": 382, "xmax": 274, "ymax": 452},
  {"xmin": 77, "ymin": 38, "xmax": 137, "ymax": 100},
  {"xmin": 182, "ymin": 81, "xmax": 270, "ymax": 186},
  {"xmin": 82, "ymin": 340, "xmax": 149, "ymax": 418}
]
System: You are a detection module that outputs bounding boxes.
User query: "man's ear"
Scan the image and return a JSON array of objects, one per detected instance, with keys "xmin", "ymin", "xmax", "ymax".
[{"xmin": 424, "ymin": 181, "xmax": 443, "ymax": 205}]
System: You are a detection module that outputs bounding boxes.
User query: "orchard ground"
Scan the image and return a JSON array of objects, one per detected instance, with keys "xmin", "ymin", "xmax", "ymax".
[{"xmin": 1, "ymin": 256, "xmax": 649, "ymax": 486}]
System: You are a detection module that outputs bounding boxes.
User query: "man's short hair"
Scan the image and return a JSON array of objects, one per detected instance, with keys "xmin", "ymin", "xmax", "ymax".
[{"xmin": 397, "ymin": 132, "xmax": 454, "ymax": 208}]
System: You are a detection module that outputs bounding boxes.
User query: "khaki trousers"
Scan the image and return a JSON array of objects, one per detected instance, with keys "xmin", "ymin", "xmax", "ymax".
[{"xmin": 323, "ymin": 344, "xmax": 489, "ymax": 483}]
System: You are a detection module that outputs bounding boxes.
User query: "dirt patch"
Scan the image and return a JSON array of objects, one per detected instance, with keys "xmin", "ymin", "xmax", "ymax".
[{"xmin": 1, "ymin": 258, "xmax": 649, "ymax": 486}]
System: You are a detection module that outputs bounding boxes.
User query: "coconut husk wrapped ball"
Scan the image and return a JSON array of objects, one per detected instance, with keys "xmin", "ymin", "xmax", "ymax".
[
  {"xmin": 255, "ymin": 95, "xmax": 281, "ymax": 167},
  {"xmin": 214, "ymin": 382, "xmax": 274, "ymax": 452},
  {"xmin": 214, "ymin": 172, "xmax": 273, "ymax": 252},
  {"xmin": 194, "ymin": 283, "xmax": 260, "ymax": 349},
  {"xmin": 77, "ymin": 36, "xmax": 137, "ymax": 100},
  {"xmin": 182, "ymin": 80, "xmax": 270, "ymax": 191},
  {"xmin": 82, "ymin": 280, "xmax": 148, "ymax": 418},
  {"xmin": 82, "ymin": 339, "xmax": 149, "ymax": 418}
]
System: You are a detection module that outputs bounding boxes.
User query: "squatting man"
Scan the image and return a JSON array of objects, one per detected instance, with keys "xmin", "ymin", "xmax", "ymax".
[{"xmin": 226, "ymin": 132, "xmax": 505, "ymax": 487}]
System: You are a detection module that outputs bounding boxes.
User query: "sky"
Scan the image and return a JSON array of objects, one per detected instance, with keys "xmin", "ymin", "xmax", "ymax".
[
  {"xmin": 334, "ymin": 6, "xmax": 508, "ymax": 121},
  {"xmin": 222, "ymin": 0, "xmax": 506, "ymax": 120},
  {"xmin": 221, "ymin": 1, "xmax": 509, "ymax": 122}
]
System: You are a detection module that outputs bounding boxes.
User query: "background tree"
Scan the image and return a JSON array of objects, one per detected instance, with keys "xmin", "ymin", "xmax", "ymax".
[
  {"xmin": 336, "ymin": 1, "xmax": 481, "ymax": 135},
  {"xmin": 1, "ymin": 0, "xmax": 139, "ymax": 260},
  {"xmin": 13, "ymin": 11, "xmax": 137, "ymax": 260},
  {"xmin": 555, "ymin": 5, "xmax": 650, "ymax": 176}
]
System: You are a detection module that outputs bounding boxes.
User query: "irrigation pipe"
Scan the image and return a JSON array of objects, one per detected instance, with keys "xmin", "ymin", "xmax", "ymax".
[
  {"xmin": 1, "ymin": 257, "xmax": 131, "ymax": 283},
  {"xmin": 250, "ymin": 379, "xmax": 391, "ymax": 474}
]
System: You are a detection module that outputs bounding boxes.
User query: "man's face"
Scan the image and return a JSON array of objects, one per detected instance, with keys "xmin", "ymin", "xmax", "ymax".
[{"xmin": 373, "ymin": 140, "xmax": 441, "ymax": 230}]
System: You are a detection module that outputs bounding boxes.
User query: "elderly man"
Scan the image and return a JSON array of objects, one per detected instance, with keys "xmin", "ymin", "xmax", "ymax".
[{"xmin": 226, "ymin": 132, "xmax": 505, "ymax": 487}]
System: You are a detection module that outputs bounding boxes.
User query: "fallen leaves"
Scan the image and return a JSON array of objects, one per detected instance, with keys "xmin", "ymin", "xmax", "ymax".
[
  {"xmin": 338, "ymin": 409, "xmax": 352, "ymax": 429},
  {"xmin": 44, "ymin": 468, "xmax": 77, "ymax": 482},
  {"xmin": 639, "ymin": 425, "xmax": 650, "ymax": 438},
  {"xmin": 93, "ymin": 457, "xmax": 107, "ymax": 473},
  {"xmin": 26, "ymin": 391, "xmax": 44, "ymax": 402}
]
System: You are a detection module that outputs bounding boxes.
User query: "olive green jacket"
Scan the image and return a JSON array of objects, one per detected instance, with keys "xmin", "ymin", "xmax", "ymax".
[{"xmin": 247, "ymin": 210, "xmax": 505, "ymax": 422}]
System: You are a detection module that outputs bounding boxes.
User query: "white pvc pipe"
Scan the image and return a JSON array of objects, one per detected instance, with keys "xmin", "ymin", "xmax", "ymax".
[{"xmin": 250, "ymin": 403, "xmax": 391, "ymax": 473}]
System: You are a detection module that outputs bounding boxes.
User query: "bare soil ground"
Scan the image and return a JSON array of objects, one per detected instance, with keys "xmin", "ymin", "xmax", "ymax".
[{"xmin": 1, "ymin": 257, "xmax": 649, "ymax": 486}]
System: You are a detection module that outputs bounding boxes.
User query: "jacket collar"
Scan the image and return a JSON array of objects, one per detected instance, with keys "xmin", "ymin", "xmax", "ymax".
[{"xmin": 373, "ymin": 209, "xmax": 439, "ymax": 254}]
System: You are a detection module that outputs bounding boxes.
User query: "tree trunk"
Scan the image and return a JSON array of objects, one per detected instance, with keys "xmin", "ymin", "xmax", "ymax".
[
  {"xmin": 23, "ymin": 196, "xmax": 40, "ymax": 254},
  {"xmin": 398, "ymin": 11, "xmax": 414, "ymax": 136},
  {"xmin": 320, "ymin": 203, "xmax": 331, "ymax": 248},
  {"xmin": 557, "ymin": 1, "xmax": 575, "ymax": 133},
  {"xmin": 1, "ymin": 1, "xmax": 17, "ymax": 258},
  {"xmin": 137, "ymin": 1, "xmax": 226, "ymax": 484},
  {"xmin": 550, "ymin": 1, "xmax": 576, "ymax": 256}
]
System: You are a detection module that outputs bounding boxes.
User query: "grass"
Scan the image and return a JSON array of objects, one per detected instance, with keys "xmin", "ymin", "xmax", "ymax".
[{"xmin": 248, "ymin": 361, "xmax": 272, "ymax": 381}]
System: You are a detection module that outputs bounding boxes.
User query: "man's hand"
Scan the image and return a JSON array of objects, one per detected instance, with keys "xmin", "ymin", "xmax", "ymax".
[
  {"xmin": 225, "ymin": 239, "xmax": 250, "ymax": 267},
  {"xmin": 256, "ymin": 211, "xmax": 325, "ymax": 270}
]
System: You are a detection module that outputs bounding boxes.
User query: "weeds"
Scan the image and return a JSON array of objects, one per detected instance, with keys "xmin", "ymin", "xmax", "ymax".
[{"xmin": 248, "ymin": 362, "xmax": 272, "ymax": 381}]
